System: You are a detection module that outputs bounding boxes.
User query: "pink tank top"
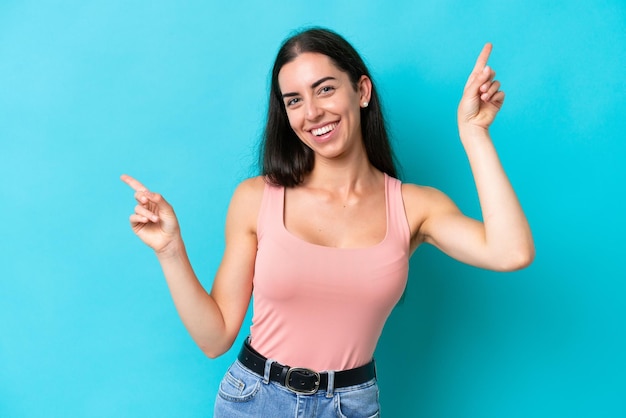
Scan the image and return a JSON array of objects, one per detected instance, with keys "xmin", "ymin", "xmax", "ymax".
[{"xmin": 249, "ymin": 174, "xmax": 410, "ymax": 371}]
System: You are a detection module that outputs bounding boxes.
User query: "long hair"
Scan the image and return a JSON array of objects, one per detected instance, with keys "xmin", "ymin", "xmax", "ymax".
[{"xmin": 261, "ymin": 27, "xmax": 397, "ymax": 187}]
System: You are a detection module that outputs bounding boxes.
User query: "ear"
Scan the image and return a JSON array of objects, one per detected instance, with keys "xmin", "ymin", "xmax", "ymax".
[{"xmin": 357, "ymin": 75, "xmax": 372, "ymax": 108}]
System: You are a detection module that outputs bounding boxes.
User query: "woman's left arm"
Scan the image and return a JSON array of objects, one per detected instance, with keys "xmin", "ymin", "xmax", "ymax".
[{"xmin": 416, "ymin": 43, "xmax": 535, "ymax": 271}]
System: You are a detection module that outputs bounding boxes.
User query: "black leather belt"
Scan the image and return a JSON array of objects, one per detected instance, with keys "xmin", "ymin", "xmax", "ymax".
[{"xmin": 238, "ymin": 339, "xmax": 376, "ymax": 395}]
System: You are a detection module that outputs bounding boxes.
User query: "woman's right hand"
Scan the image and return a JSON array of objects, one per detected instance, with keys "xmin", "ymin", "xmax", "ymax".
[{"xmin": 121, "ymin": 174, "xmax": 181, "ymax": 254}]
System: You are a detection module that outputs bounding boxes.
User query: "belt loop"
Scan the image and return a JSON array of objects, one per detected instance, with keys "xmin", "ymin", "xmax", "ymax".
[
  {"xmin": 325, "ymin": 370, "xmax": 335, "ymax": 398},
  {"xmin": 263, "ymin": 358, "xmax": 275, "ymax": 385}
]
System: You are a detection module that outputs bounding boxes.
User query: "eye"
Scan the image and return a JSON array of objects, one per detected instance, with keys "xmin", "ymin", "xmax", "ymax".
[
  {"xmin": 318, "ymin": 86, "xmax": 335, "ymax": 95},
  {"xmin": 285, "ymin": 97, "xmax": 301, "ymax": 107}
]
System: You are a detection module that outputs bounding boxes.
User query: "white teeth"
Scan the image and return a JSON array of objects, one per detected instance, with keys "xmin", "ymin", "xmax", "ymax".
[{"xmin": 312, "ymin": 123, "xmax": 337, "ymax": 136}]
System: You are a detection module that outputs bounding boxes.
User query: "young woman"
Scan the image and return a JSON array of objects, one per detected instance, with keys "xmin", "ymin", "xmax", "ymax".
[{"xmin": 122, "ymin": 28, "xmax": 534, "ymax": 417}]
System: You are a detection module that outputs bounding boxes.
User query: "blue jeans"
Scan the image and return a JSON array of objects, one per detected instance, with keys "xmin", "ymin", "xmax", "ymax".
[{"xmin": 214, "ymin": 360, "xmax": 381, "ymax": 417}]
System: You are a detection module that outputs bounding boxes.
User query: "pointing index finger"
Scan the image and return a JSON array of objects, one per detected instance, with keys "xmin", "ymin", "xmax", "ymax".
[
  {"xmin": 472, "ymin": 42, "xmax": 493, "ymax": 73},
  {"xmin": 120, "ymin": 174, "xmax": 149, "ymax": 192}
]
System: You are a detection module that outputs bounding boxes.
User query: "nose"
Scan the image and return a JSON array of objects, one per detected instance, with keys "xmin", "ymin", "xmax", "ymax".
[{"xmin": 304, "ymin": 98, "xmax": 323, "ymax": 121}]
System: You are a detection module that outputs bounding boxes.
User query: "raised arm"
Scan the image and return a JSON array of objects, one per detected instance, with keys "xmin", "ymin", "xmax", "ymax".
[
  {"xmin": 407, "ymin": 43, "xmax": 534, "ymax": 271},
  {"xmin": 121, "ymin": 174, "xmax": 263, "ymax": 357}
]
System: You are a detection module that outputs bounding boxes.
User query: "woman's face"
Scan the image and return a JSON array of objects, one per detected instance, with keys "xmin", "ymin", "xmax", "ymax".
[{"xmin": 277, "ymin": 52, "xmax": 371, "ymax": 161}]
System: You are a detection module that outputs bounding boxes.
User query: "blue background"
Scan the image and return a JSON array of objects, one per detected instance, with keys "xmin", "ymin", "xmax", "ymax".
[{"xmin": 1, "ymin": 1, "xmax": 625, "ymax": 417}]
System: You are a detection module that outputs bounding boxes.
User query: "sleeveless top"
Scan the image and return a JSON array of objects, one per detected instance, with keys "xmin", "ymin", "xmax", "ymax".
[{"xmin": 249, "ymin": 173, "xmax": 410, "ymax": 371}]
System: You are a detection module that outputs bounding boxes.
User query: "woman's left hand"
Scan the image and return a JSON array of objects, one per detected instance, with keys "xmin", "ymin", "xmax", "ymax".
[{"xmin": 457, "ymin": 43, "xmax": 504, "ymax": 133}]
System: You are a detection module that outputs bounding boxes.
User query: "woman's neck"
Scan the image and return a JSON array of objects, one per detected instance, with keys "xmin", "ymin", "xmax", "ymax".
[{"xmin": 302, "ymin": 156, "xmax": 382, "ymax": 196}]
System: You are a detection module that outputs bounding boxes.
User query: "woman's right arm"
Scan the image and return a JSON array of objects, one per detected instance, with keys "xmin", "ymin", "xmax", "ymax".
[{"xmin": 121, "ymin": 174, "xmax": 264, "ymax": 358}]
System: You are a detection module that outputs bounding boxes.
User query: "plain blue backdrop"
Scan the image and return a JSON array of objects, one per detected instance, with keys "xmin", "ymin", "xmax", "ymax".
[{"xmin": 1, "ymin": 1, "xmax": 625, "ymax": 417}]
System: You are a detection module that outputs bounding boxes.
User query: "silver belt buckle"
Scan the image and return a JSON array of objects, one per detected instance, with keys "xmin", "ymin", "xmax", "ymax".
[{"xmin": 285, "ymin": 367, "xmax": 321, "ymax": 394}]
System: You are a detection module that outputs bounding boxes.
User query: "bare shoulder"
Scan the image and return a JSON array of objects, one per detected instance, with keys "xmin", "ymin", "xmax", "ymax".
[
  {"xmin": 226, "ymin": 176, "xmax": 267, "ymax": 233},
  {"xmin": 401, "ymin": 183, "xmax": 456, "ymax": 211},
  {"xmin": 401, "ymin": 183, "xmax": 459, "ymax": 248},
  {"xmin": 232, "ymin": 176, "xmax": 267, "ymax": 200}
]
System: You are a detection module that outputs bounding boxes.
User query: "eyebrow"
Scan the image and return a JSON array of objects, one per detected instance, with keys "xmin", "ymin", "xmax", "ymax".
[{"xmin": 281, "ymin": 76, "xmax": 337, "ymax": 99}]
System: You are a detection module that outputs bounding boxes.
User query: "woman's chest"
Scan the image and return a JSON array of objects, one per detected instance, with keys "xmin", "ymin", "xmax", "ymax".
[{"xmin": 283, "ymin": 188, "xmax": 387, "ymax": 249}]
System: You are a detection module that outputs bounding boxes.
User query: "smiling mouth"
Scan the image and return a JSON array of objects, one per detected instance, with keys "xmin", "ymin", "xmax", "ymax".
[{"xmin": 311, "ymin": 122, "xmax": 338, "ymax": 137}]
